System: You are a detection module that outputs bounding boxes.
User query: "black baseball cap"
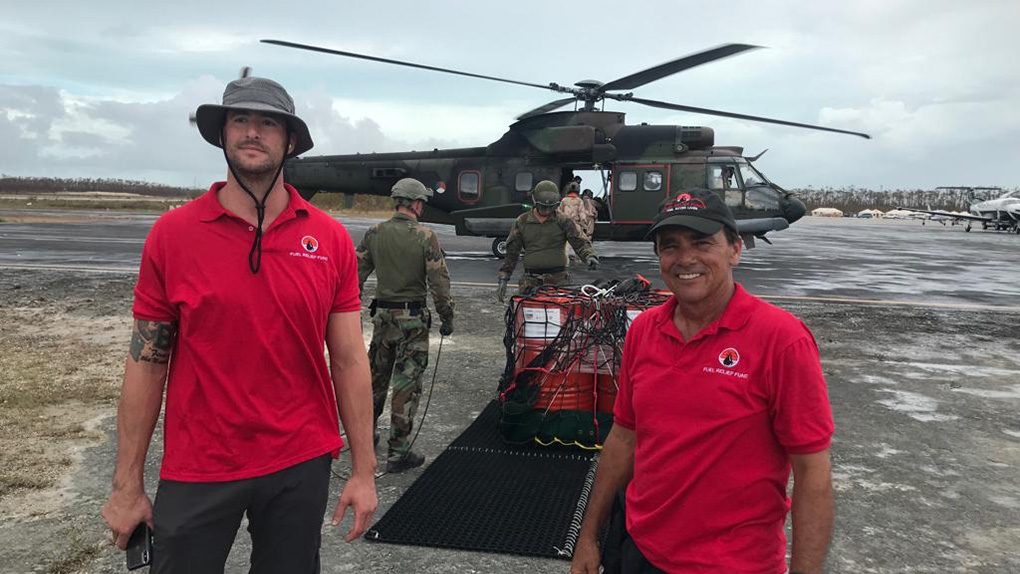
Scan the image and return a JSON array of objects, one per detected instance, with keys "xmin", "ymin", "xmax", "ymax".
[{"xmin": 644, "ymin": 188, "xmax": 738, "ymax": 240}]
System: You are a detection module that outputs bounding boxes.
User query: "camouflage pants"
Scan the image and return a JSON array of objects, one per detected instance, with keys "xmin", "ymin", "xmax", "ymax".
[
  {"xmin": 519, "ymin": 270, "xmax": 571, "ymax": 294},
  {"xmin": 369, "ymin": 307, "xmax": 430, "ymax": 461}
]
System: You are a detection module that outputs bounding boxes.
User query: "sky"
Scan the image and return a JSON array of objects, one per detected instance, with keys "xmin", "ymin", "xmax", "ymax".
[{"xmin": 1, "ymin": 0, "xmax": 1018, "ymax": 190}]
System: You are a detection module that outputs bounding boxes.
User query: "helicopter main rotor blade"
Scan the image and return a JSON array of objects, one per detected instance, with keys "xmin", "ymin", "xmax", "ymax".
[
  {"xmin": 516, "ymin": 97, "xmax": 578, "ymax": 120},
  {"xmin": 601, "ymin": 44, "xmax": 761, "ymax": 92},
  {"xmin": 262, "ymin": 39, "xmax": 565, "ymax": 94},
  {"xmin": 621, "ymin": 96, "xmax": 871, "ymax": 139}
]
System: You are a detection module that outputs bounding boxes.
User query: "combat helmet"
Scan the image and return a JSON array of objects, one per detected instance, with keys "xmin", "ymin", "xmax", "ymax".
[
  {"xmin": 531, "ymin": 180, "xmax": 561, "ymax": 207},
  {"xmin": 390, "ymin": 178, "xmax": 433, "ymax": 202}
]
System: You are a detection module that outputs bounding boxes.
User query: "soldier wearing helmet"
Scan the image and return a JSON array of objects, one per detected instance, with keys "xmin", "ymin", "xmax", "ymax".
[
  {"xmin": 357, "ymin": 177, "xmax": 455, "ymax": 473},
  {"xmin": 496, "ymin": 180, "xmax": 599, "ymax": 301}
]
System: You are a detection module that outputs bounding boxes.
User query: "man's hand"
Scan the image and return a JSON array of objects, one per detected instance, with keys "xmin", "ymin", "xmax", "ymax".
[
  {"xmin": 101, "ymin": 487, "xmax": 153, "ymax": 550},
  {"xmin": 331, "ymin": 472, "xmax": 378, "ymax": 542},
  {"xmin": 570, "ymin": 535, "xmax": 601, "ymax": 574},
  {"xmin": 586, "ymin": 256, "xmax": 600, "ymax": 271},
  {"xmin": 439, "ymin": 321, "xmax": 454, "ymax": 336},
  {"xmin": 496, "ymin": 277, "xmax": 509, "ymax": 302}
]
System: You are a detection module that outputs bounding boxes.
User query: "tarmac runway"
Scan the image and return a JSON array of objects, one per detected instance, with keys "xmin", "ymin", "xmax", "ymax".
[
  {"xmin": 1, "ymin": 209, "xmax": 1019, "ymax": 573},
  {"xmin": 1, "ymin": 209, "xmax": 1017, "ymax": 309}
]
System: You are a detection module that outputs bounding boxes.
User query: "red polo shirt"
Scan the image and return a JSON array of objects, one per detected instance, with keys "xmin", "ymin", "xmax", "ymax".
[
  {"xmin": 133, "ymin": 182, "xmax": 361, "ymax": 482},
  {"xmin": 615, "ymin": 284, "xmax": 833, "ymax": 573}
]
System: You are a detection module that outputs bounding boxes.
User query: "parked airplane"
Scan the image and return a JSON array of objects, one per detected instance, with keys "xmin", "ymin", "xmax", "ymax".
[{"xmin": 898, "ymin": 187, "xmax": 1020, "ymax": 233}]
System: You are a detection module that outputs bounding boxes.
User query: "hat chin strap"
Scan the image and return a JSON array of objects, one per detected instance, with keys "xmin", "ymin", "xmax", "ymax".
[{"xmin": 221, "ymin": 144, "xmax": 286, "ymax": 274}]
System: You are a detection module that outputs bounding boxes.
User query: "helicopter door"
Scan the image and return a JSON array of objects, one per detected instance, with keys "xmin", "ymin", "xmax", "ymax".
[{"xmin": 611, "ymin": 164, "xmax": 668, "ymax": 223}]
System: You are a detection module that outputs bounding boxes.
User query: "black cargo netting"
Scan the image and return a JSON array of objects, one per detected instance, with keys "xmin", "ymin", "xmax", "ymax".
[
  {"xmin": 365, "ymin": 401, "xmax": 599, "ymax": 559},
  {"xmin": 498, "ymin": 283, "xmax": 669, "ymax": 448}
]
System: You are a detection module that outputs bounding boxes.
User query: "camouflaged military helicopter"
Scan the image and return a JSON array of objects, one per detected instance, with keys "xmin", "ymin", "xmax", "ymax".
[{"xmin": 262, "ymin": 40, "xmax": 870, "ymax": 257}]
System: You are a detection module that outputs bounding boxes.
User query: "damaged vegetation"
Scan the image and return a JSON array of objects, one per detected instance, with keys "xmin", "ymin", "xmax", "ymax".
[{"xmin": 0, "ymin": 272, "xmax": 133, "ymax": 500}]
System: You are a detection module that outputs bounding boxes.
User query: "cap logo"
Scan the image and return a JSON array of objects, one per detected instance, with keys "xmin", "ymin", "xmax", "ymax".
[
  {"xmin": 435, "ymin": 182, "xmax": 446, "ymax": 194},
  {"xmin": 718, "ymin": 347, "xmax": 740, "ymax": 367},
  {"xmin": 665, "ymin": 194, "xmax": 707, "ymax": 213},
  {"xmin": 301, "ymin": 235, "xmax": 319, "ymax": 253}
]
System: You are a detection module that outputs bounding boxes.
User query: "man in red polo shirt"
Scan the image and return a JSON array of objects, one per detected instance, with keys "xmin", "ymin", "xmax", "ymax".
[
  {"xmin": 101, "ymin": 76, "xmax": 377, "ymax": 573},
  {"xmin": 571, "ymin": 189, "xmax": 834, "ymax": 574}
]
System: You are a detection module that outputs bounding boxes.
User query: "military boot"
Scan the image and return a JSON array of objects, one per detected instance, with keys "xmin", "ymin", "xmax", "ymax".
[{"xmin": 386, "ymin": 451, "xmax": 426, "ymax": 473}]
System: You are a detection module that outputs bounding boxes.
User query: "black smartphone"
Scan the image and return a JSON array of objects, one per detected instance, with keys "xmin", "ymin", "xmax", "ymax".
[{"xmin": 125, "ymin": 523, "xmax": 153, "ymax": 570}]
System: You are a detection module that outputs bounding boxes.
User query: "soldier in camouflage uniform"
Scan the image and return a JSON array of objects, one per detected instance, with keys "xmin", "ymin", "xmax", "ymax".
[
  {"xmin": 496, "ymin": 180, "xmax": 599, "ymax": 302},
  {"xmin": 357, "ymin": 178, "xmax": 454, "ymax": 473},
  {"xmin": 578, "ymin": 189, "xmax": 599, "ymax": 239},
  {"xmin": 558, "ymin": 183, "xmax": 595, "ymax": 263}
]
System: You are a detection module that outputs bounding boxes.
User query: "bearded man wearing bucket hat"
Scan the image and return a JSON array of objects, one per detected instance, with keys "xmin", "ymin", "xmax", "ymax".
[
  {"xmin": 571, "ymin": 189, "xmax": 835, "ymax": 574},
  {"xmin": 496, "ymin": 179, "xmax": 598, "ymax": 301},
  {"xmin": 101, "ymin": 77, "xmax": 378, "ymax": 573}
]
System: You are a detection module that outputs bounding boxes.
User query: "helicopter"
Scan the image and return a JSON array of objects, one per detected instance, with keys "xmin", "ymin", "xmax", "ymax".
[{"xmin": 262, "ymin": 39, "xmax": 870, "ymax": 257}]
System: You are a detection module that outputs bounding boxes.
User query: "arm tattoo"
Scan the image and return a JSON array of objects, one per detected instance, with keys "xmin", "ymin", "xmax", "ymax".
[{"xmin": 129, "ymin": 320, "xmax": 177, "ymax": 363}]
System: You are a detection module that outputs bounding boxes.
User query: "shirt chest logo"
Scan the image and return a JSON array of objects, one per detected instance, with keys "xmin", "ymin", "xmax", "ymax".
[
  {"xmin": 702, "ymin": 347, "xmax": 748, "ymax": 380},
  {"xmin": 289, "ymin": 234, "xmax": 329, "ymax": 262},
  {"xmin": 301, "ymin": 235, "xmax": 319, "ymax": 253},
  {"xmin": 718, "ymin": 347, "xmax": 740, "ymax": 367}
]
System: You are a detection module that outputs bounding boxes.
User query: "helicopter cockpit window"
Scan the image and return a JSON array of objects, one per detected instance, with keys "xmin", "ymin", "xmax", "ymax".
[
  {"xmin": 738, "ymin": 164, "xmax": 763, "ymax": 187},
  {"xmin": 515, "ymin": 172, "xmax": 533, "ymax": 193},
  {"xmin": 643, "ymin": 171, "xmax": 662, "ymax": 191},
  {"xmin": 459, "ymin": 171, "xmax": 480, "ymax": 202},
  {"xmin": 619, "ymin": 171, "xmax": 638, "ymax": 192}
]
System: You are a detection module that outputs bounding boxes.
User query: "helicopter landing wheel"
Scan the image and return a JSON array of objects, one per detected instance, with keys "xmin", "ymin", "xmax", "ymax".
[{"xmin": 491, "ymin": 238, "xmax": 507, "ymax": 259}]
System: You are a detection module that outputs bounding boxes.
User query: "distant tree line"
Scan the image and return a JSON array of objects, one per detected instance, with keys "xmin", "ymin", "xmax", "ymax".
[
  {"xmin": 0, "ymin": 176, "xmax": 202, "ymax": 198},
  {"xmin": 791, "ymin": 187, "xmax": 1016, "ymax": 213}
]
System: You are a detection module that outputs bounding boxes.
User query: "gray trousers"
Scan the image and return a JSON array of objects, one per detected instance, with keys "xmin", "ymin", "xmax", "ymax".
[{"xmin": 151, "ymin": 454, "xmax": 332, "ymax": 574}]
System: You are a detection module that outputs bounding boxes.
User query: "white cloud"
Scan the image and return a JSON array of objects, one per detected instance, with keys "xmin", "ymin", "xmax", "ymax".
[{"xmin": 0, "ymin": 0, "xmax": 1018, "ymax": 189}]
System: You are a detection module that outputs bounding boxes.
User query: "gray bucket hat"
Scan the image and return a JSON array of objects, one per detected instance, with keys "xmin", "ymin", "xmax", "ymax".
[{"xmin": 194, "ymin": 77, "xmax": 313, "ymax": 158}]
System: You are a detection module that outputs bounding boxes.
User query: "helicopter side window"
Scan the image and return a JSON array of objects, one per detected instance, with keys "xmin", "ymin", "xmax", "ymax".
[
  {"xmin": 515, "ymin": 172, "xmax": 533, "ymax": 193},
  {"xmin": 643, "ymin": 171, "xmax": 662, "ymax": 191},
  {"xmin": 619, "ymin": 171, "xmax": 638, "ymax": 192},
  {"xmin": 458, "ymin": 171, "xmax": 481, "ymax": 203}
]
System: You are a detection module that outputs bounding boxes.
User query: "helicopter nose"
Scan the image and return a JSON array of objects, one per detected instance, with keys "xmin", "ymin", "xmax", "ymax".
[{"xmin": 781, "ymin": 195, "xmax": 807, "ymax": 223}]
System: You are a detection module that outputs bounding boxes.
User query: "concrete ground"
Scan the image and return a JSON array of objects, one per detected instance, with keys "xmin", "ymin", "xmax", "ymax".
[{"xmin": 1, "ymin": 214, "xmax": 1018, "ymax": 573}]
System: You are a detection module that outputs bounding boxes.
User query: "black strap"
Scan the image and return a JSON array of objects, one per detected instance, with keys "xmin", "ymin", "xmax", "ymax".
[{"xmin": 220, "ymin": 126, "xmax": 289, "ymax": 275}]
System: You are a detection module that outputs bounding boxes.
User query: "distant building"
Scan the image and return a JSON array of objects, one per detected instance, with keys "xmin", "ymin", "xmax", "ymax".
[{"xmin": 812, "ymin": 207, "xmax": 844, "ymax": 218}]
